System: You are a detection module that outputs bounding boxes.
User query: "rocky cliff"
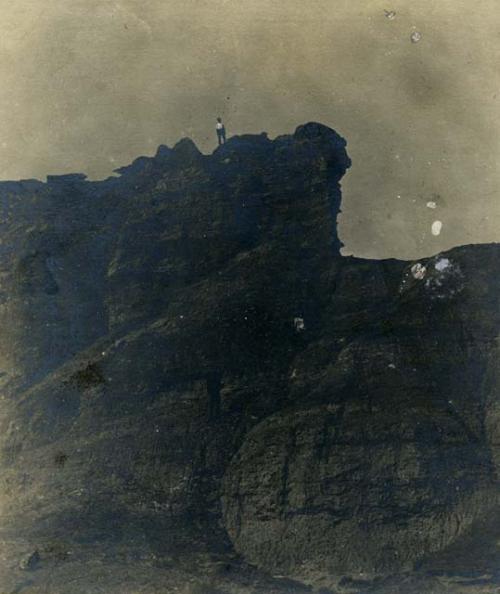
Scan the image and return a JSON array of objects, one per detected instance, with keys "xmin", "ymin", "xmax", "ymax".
[{"xmin": 0, "ymin": 123, "xmax": 499, "ymax": 594}]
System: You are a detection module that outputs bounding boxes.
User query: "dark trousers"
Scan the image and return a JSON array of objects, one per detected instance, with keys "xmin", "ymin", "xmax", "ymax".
[{"xmin": 217, "ymin": 127, "xmax": 226, "ymax": 145}]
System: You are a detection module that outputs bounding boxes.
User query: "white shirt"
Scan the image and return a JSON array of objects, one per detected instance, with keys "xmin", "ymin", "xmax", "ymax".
[{"xmin": 216, "ymin": 122, "xmax": 224, "ymax": 130}]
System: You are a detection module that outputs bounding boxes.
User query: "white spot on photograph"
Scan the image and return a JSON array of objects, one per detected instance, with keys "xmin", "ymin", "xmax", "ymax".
[
  {"xmin": 411, "ymin": 262, "xmax": 426, "ymax": 280},
  {"xmin": 431, "ymin": 221, "xmax": 443, "ymax": 236},
  {"xmin": 434, "ymin": 258, "xmax": 450, "ymax": 272}
]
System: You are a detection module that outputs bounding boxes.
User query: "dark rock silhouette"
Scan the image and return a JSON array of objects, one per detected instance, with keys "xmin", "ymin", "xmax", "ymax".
[{"xmin": 0, "ymin": 123, "xmax": 498, "ymax": 593}]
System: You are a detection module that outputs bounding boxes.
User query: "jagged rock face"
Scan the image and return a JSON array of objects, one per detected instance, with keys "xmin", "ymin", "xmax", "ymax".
[
  {"xmin": 221, "ymin": 251, "xmax": 498, "ymax": 583},
  {"xmin": 222, "ymin": 405, "xmax": 487, "ymax": 574},
  {"xmin": 106, "ymin": 125, "xmax": 349, "ymax": 331},
  {"xmin": 222, "ymin": 247, "xmax": 500, "ymax": 577},
  {"xmin": 0, "ymin": 180, "xmax": 111, "ymax": 392},
  {"xmin": 0, "ymin": 124, "xmax": 499, "ymax": 592}
]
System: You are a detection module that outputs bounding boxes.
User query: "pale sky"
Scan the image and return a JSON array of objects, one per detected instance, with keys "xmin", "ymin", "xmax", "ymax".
[{"xmin": 0, "ymin": 0, "xmax": 498, "ymax": 259}]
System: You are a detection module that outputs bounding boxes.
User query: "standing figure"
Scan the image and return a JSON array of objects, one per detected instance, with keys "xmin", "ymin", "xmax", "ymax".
[{"xmin": 216, "ymin": 117, "xmax": 226, "ymax": 145}]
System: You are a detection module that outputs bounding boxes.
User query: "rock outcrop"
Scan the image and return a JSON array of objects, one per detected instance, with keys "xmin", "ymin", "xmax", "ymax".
[{"xmin": 0, "ymin": 123, "xmax": 499, "ymax": 593}]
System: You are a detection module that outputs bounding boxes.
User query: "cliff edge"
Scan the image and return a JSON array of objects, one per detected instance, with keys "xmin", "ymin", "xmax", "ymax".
[{"xmin": 0, "ymin": 123, "xmax": 499, "ymax": 594}]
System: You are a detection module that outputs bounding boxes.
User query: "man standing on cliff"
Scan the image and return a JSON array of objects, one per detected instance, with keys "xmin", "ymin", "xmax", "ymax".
[{"xmin": 216, "ymin": 117, "xmax": 226, "ymax": 146}]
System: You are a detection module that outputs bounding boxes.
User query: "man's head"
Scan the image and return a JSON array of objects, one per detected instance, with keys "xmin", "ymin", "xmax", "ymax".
[{"xmin": 217, "ymin": 117, "xmax": 222, "ymax": 123}]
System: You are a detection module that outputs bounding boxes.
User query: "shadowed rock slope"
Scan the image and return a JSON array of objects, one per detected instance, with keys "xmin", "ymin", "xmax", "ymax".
[{"xmin": 0, "ymin": 123, "xmax": 499, "ymax": 594}]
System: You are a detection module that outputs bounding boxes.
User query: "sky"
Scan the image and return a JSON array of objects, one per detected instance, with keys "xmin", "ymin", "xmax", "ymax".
[{"xmin": 0, "ymin": 0, "xmax": 498, "ymax": 259}]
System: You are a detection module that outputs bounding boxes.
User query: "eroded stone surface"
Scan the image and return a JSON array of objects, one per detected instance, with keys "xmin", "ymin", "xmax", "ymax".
[{"xmin": 0, "ymin": 124, "xmax": 499, "ymax": 592}]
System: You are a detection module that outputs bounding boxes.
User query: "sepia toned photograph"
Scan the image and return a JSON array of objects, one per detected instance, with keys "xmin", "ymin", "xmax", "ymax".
[{"xmin": 0, "ymin": 1, "xmax": 498, "ymax": 593}]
